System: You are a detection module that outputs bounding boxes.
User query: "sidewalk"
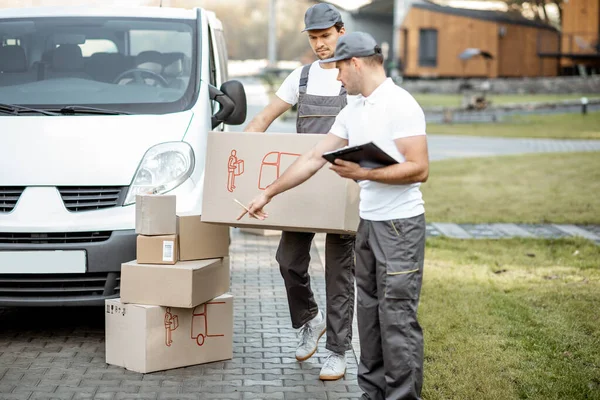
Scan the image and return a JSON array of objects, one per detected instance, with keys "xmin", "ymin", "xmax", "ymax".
[
  {"xmin": 425, "ymin": 222, "xmax": 600, "ymax": 242},
  {"xmin": 228, "ymin": 229, "xmax": 363, "ymax": 399},
  {"xmin": 0, "ymin": 228, "xmax": 364, "ymax": 400},
  {"xmin": 1, "ymin": 223, "xmax": 598, "ymax": 399}
]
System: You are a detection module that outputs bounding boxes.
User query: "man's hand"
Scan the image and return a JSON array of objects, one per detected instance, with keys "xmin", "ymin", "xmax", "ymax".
[
  {"xmin": 330, "ymin": 159, "xmax": 368, "ymax": 181},
  {"xmin": 236, "ymin": 192, "xmax": 272, "ymax": 221}
]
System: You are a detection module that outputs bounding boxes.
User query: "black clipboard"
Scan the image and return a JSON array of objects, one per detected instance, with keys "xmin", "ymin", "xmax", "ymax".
[{"xmin": 322, "ymin": 142, "xmax": 398, "ymax": 169}]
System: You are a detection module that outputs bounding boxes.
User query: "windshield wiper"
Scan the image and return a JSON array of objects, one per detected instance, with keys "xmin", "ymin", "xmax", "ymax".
[
  {"xmin": 0, "ymin": 103, "xmax": 60, "ymax": 116},
  {"xmin": 57, "ymin": 106, "xmax": 130, "ymax": 115}
]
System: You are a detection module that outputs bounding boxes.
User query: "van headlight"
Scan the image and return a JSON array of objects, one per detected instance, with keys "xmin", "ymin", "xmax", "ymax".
[{"xmin": 124, "ymin": 142, "xmax": 195, "ymax": 206}]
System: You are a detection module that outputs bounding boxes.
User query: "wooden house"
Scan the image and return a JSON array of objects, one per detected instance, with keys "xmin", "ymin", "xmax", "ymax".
[
  {"xmin": 341, "ymin": 0, "xmax": 560, "ymax": 78},
  {"xmin": 538, "ymin": 0, "xmax": 600, "ymax": 74},
  {"xmin": 400, "ymin": 1, "xmax": 560, "ymax": 78}
]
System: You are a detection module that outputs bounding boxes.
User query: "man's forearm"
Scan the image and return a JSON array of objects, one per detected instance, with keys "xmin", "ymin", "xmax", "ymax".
[
  {"xmin": 244, "ymin": 98, "xmax": 292, "ymax": 133},
  {"xmin": 264, "ymin": 151, "xmax": 325, "ymax": 199},
  {"xmin": 364, "ymin": 161, "xmax": 428, "ymax": 185},
  {"xmin": 244, "ymin": 114, "xmax": 270, "ymax": 132}
]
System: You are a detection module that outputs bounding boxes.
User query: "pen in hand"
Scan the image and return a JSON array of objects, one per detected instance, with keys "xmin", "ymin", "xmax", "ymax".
[{"xmin": 234, "ymin": 198, "xmax": 260, "ymax": 220}]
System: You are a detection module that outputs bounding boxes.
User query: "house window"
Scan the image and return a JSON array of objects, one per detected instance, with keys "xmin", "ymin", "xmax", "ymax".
[{"xmin": 419, "ymin": 29, "xmax": 438, "ymax": 67}]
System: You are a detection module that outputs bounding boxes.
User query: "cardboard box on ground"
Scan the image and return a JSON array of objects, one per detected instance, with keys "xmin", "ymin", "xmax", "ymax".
[
  {"xmin": 105, "ymin": 293, "xmax": 233, "ymax": 374},
  {"xmin": 106, "ymin": 195, "xmax": 233, "ymax": 373},
  {"xmin": 201, "ymin": 132, "xmax": 360, "ymax": 234}
]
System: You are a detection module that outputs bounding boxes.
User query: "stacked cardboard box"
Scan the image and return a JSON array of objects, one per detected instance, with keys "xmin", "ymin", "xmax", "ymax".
[
  {"xmin": 105, "ymin": 194, "xmax": 232, "ymax": 373},
  {"xmin": 135, "ymin": 194, "xmax": 178, "ymax": 265}
]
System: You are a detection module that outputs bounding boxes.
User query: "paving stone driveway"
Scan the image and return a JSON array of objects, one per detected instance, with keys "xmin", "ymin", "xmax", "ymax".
[{"xmin": 0, "ymin": 229, "xmax": 363, "ymax": 400}]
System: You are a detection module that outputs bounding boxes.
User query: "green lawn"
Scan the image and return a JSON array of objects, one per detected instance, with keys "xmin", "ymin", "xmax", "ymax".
[
  {"xmin": 422, "ymin": 237, "xmax": 600, "ymax": 400},
  {"xmin": 421, "ymin": 152, "xmax": 600, "ymax": 224},
  {"xmin": 414, "ymin": 93, "xmax": 600, "ymax": 109},
  {"xmin": 427, "ymin": 111, "xmax": 600, "ymax": 140}
]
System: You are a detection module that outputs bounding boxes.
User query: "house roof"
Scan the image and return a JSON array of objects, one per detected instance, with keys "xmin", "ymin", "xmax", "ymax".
[{"xmin": 355, "ymin": 0, "xmax": 557, "ymax": 31}]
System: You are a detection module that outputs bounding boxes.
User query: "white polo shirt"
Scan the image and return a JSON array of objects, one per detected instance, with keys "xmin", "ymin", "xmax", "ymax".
[
  {"xmin": 276, "ymin": 61, "xmax": 357, "ymax": 105},
  {"xmin": 330, "ymin": 78, "xmax": 427, "ymax": 221}
]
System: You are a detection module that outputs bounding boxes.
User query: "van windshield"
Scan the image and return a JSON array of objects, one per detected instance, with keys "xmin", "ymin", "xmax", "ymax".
[{"xmin": 0, "ymin": 17, "xmax": 198, "ymax": 114}]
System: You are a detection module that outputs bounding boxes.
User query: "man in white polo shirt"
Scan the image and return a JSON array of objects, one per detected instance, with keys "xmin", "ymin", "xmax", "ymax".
[{"xmin": 239, "ymin": 32, "xmax": 429, "ymax": 400}]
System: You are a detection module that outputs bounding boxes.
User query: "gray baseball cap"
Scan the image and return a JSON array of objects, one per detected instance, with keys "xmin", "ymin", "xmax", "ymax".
[
  {"xmin": 319, "ymin": 32, "xmax": 379, "ymax": 63},
  {"xmin": 302, "ymin": 3, "xmax": 343, "ymax": 32}
]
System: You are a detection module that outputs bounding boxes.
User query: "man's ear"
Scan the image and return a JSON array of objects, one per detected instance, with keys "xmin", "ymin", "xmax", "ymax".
[
  {"xmin": 339, "ymin": 26, "xmax": 346, "ymax": 36},
  {"xmin": 351, "ymin": 57, "xmax": 360, "ymax": 70}
]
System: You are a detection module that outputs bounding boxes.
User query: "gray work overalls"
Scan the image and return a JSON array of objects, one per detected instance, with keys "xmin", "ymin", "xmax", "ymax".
[{"xmin": 275, "ymin": 64, "xmax": 356, "ymax": 354}]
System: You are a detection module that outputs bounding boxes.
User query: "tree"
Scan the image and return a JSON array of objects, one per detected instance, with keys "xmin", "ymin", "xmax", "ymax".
[
  {"xmin": 169, "ymin": 0, "xmax": 314, "ymax": 61},
  {"xmin": 492, "ymin": 0, "xmax": 564, "ymax": 24}
]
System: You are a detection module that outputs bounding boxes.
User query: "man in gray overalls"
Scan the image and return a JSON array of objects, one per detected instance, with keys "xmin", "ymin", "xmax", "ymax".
[{"xmin": 244, "ymin": 3, "xmax": 355, "ymax": 381}]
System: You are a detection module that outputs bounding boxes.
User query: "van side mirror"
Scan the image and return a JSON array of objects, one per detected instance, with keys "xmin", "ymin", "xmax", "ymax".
[{"xmin": 209, "ymin": 80, "xmax": 247, "ymax": 129}]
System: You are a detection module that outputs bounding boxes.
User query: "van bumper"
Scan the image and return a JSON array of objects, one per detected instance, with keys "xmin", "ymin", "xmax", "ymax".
[{"xmin": 0, "ymin": 229, "xmax": 136, "ymax": 307}]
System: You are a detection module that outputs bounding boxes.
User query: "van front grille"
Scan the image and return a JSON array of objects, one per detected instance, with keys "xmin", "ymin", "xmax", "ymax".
[
  {"xmin": 0, "ymin": 231, "xmax": 112, "ymax": 244},
  {"xmin": 57, "ymin": 186, "xmax": 127, "ymax": 212},
  {"xmin": 0, "ymin": 187, "xmax": 25, "ymax": 213},
  {"xmin": 0, "ymin": 272, "xmax": 120, "ymax": 299}
]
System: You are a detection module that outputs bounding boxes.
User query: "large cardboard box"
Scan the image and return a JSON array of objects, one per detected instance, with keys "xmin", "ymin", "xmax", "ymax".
[
  {"xmin": 136, "ymin": 194, "xmax": 176, "ymax": 236},
  {"xmin": 105, "ymin": 293, "xmax": 233, "ymax": 374},
  {"xmin": 136, "ymin": 234, "xmax": 178, "ymax": 265},
  {"xmin": 177, "ymin": 213, "xmax": 230, "ymax": 261},
  {"xmin": 201, "ymin": 132, "xmax": 360, "ymax": 234},
  {"xmin": 120, "ymin": 257, "xmax": 230, "ymax": 308},
  {"xmin": 239, "ymin": 228, "xmax": 282, "ymax": 237}
]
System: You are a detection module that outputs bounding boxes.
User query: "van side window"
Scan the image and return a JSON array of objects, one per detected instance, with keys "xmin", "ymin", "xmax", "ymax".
[
  {"xmin": 207, "ymin": 28, "xmax": 217, "ymax": 87},
  {"xmin": 214, "ymin": 29, "xmax": 228, "ymax": 83}
]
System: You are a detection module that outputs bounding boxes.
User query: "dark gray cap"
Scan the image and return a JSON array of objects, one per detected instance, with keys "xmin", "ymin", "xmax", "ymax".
[
  {"xmin": 319, "ymin": 32, "xmax": 380, "ymax": 63},
  {"xmin": 302, "ymin": 3, "xmax": 343, "ymax": 32}
]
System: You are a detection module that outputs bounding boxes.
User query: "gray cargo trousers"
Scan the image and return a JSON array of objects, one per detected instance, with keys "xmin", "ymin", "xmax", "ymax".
[
  {"xmin": 355, "ymin": 214, "xmax": 426, "ymax": 400},
  {"xmin": 276, "ymin": 231, "xmax": 355, "ymax": 353}
]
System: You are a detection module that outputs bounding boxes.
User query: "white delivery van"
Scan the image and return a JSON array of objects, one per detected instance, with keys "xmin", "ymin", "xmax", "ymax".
[{"xmin": 0, "ymin": 6, "xmax": 246, "ymax": 306}]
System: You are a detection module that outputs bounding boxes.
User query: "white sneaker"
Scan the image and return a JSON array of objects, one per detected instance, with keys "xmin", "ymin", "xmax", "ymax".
[
  {"xmin": 295, "ymin": 310, "xmax": 326, "ymax": 361},
  {"xmin": 319, "ymin": 351, "xmax": 347, "ymax": 381}
]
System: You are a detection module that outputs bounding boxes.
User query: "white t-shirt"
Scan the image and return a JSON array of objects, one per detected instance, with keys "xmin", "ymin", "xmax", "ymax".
[
  {"xmin": 276, "ymin": 61, "xmax": 347, "ymax": 105},
  {"xmin": 330, "ymin": 78, "xmax": 427, "ymax": 221}
]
